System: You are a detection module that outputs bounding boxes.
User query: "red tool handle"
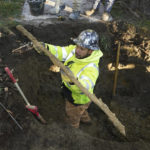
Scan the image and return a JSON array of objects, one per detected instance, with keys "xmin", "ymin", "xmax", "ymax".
[{"xmin": 5, "ymin": 67, "xmax": 16, "ymax": 83}]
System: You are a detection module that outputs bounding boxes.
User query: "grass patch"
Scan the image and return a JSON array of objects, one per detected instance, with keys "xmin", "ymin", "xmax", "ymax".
[
  {"xmin": 0, "ymin": 18, "xmax": 19, "ymax": 28},
  {"xmin": 0, "ymin": 0, "xmax": 24, "ymax": 18},
  {"xmin": 0, "ymin": 0, "xmax": 24, "ymax": 27}
]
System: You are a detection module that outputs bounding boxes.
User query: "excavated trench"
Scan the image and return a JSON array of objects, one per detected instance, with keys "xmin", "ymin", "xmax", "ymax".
[{"xmin": 0, "ymin": 21, "xmax": 150, "ymax": 150}]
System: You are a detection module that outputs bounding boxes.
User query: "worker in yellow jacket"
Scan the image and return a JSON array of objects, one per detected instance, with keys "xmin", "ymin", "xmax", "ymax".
[{"xmin": 44, "ymin": 29, "xmax": 103, "ymax": 128}]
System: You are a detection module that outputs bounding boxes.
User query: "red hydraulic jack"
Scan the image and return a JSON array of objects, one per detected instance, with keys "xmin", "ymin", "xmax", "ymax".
[{"xmin": 5, "ymin": 67, "xmax": 46, "ymax": 124}]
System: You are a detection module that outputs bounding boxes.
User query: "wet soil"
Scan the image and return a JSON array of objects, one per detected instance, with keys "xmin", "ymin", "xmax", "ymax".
[{"xmin": 0, "ymin": 21, "xmax": 150, "ymax": 150}]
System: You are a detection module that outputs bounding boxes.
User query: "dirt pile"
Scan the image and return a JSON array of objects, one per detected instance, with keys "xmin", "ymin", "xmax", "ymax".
[{"xmin": 0, "ymin": 21, "xmax": 150, "ymax": 150}]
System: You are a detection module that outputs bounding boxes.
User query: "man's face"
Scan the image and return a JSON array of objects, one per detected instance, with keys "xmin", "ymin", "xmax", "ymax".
[{"xmin": 75, "ymin": 45, "xmax": 93, "ymax": 59}]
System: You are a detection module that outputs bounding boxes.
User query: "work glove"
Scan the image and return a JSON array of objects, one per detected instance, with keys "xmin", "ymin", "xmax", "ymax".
[{"xmin": 32, "ymin": 42, "xmax": 45, "ymax": 54}]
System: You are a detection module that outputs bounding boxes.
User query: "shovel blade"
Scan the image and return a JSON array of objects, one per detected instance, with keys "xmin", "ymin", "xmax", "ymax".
[
  {"xmin": 26, "ymin": 105, "xmax": 38, "ymax": 115},
  {"xmin": 25, "ymin": 105, "xmax": 46, "ymax": 124}
]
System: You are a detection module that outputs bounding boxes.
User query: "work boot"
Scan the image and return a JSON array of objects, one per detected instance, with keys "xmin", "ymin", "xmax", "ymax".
[
  {"xmin": 59, "ymin": 3, "xmax": 65, "ymax": 11},
  {"xmin": 101, "ymin": 12, "xmax": 113, "ymax": 21},
  {"xmin": 69, "ymin": 11, "xmax": 80, "ymax": 20},
  {"xmin": 85, "ymin": 9, "xmax": 95, "ymax": 16}
]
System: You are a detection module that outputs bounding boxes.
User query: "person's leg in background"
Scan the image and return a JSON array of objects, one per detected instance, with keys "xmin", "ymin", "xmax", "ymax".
[
  {"xmin": 69, "ymin": 0, "xmax": 81, "ymax": 20},
  {"xmin": 85, "ymin": 0, "xmax": 102, "ymax": 16},
  {"xmin": 49, "ymin": 0, "xmax": 61, "ymax": 14},
  {"xmin": 49, "ymin": 0, "xmax": 65, "ymax": 15},
  {"xmin": 105, "ymin": 0, "xmax": 115, "ymax": 13}
]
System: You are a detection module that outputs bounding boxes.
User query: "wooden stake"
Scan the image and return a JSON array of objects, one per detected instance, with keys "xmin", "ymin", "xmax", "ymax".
[
  {"xmin": 113, "ymin": 42, "xmax": 121, "ymax": 96},
  {"xmin": 16, "ymin": 25, "xmax": 126, "ymax": 136}
]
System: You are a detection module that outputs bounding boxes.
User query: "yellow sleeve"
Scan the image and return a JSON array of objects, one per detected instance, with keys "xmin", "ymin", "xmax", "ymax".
[{"xmin": 44, "ymin": 43, "xmax": 76, "ymax": 61}]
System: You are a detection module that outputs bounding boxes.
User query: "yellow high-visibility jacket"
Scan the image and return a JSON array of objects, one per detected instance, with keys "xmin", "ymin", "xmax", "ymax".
[{"xmin": 45, "ymin": 43, "xmax": 103, "ymax": 104}]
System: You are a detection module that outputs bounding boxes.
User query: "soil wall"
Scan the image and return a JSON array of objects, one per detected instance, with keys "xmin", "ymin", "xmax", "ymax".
[{"xmin": 0, "ymin": 22, "xmax": 150, "ymax": 150}]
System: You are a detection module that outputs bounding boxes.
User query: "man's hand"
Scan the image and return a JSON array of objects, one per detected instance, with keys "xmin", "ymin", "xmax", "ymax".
[
  {"xmin": 85, "ymin": 9, "xmax": 95, "ymax": 16},
  {"xmin": 33, "ymin": 42, "xmax": 45, "ymax": 54}
]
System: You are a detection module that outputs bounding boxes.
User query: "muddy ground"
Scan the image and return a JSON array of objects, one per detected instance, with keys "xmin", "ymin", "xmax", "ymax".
[{"xmin": 0, "ymin": 21, "xmax": 150, "ymax": 150}]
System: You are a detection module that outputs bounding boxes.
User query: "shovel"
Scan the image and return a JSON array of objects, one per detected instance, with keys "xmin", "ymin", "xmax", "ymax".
[{"xmin": 5, "ymin": 67, "xmax": 46, "ymax": 124}]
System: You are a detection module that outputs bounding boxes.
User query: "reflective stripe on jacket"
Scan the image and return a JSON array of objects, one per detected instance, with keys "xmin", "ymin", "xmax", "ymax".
[{"xmin": 45, "ymin": 43, "xmax": 103, "ymax": 104}]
